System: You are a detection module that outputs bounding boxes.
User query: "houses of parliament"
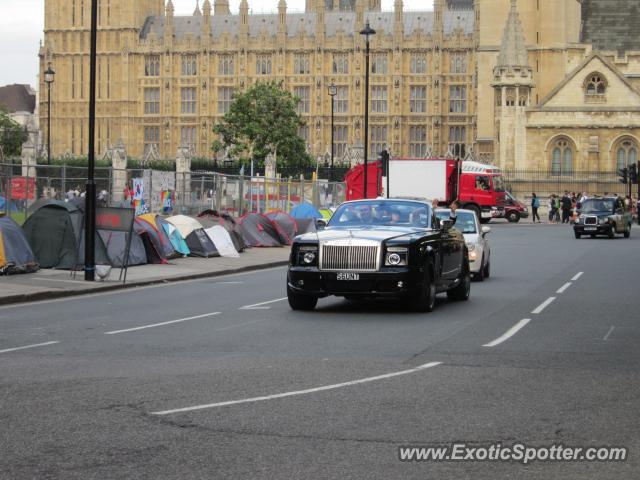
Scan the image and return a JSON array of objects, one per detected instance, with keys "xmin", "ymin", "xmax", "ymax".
[{"xmin": 40, "ymin": 0, "xmax": 640, "ymax": 174}]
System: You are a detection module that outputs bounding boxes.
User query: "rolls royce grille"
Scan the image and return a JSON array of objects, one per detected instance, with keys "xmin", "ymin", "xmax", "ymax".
[{"xmin": 320, "ymin": 245, "xmax": 380, "ymax": 271}]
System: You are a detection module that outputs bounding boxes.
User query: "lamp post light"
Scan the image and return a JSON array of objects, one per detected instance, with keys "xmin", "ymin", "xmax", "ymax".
[
  {"xmin": 44, "ymin": 63, "xmax": 55, "ymax": 165},
  {"xmin": 359, "ymin": 20, "xmax": 375, "ymax": 199},
  {"xmin": 327, "ymin": 83, "xmax": 337, "ymax": 181}
]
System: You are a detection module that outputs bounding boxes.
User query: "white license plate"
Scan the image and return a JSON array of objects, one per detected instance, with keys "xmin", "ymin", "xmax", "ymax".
[
  {"xmin": 585, "ymin": 227, "xmax": 597, "ymax": 231},
  {"xmin": 336, "ymin": 273, "xmax": 360, "ymax": 281}
]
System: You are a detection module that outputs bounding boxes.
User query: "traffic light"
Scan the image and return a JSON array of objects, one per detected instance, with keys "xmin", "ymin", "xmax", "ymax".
[
  {"xmin": 380, "ymin": 149, "xmax": 390, "ymax": 176},
  {"xmin": 618, "ymin": 166, "xmax": 628, "ymax": 184},
  {"xmin": 628, "ymin": 163, "xmax": 638, "ymax": 184}
]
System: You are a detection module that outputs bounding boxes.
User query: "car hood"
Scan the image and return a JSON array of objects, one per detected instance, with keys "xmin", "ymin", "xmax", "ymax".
[
  {"xmin": 463, "ymin": 232, "xmax": 481, "ymax": 244},
  {"xmin": 581, "ymin": 211, "xmax": 612, "ymax": 217},
  {"xmin": 295, "ymin": 225, "xmax": 433, "ymax": 243}
]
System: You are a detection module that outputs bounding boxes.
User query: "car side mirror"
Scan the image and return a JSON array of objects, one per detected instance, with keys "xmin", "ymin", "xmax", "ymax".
[
  {"xmin": 482, "ymin": 226, "xmax": 491, "ymax": 236},
  {"xmin": 316, "ymin": 218, "xmax": 327, "ymax": 230},
  {"xmin": 441, "ymin": 219, "xmax": 454, "ymax": 230}
]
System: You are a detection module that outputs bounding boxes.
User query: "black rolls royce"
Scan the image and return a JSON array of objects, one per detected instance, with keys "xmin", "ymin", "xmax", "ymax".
[{"xmin": 287, "ymin": 199, "xmax": 471, "ymax": 311}]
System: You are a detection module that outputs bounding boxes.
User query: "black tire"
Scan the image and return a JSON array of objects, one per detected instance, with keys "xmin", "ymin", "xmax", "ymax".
[
  {"xmin": 287, "ymin": 284, "xmax": 318, "ymax": 311},
  {"xmin": 447, "ymin": 259, "xmax": 471, "ymax": 302},
  {"xmin": 608, "ymin": 225, "xmax": 615, "ymax": 239},
  {"xmin": 475, "ymin": 255, "xmax": 485, "ymax": 282},
  {"xmin": 409, "ymin": 264, "xmax": 436, "ymax": 312},
  {"xmin": 574, "ymin": 231, "xmax": 581, "ymax": 239},
  {"xmin": 484, "ymin": 261, "xmax": 490, "ymax": 279},
  {"xmin": 507, "ymin": 211, "xmax": 520, "ymax": 223}
]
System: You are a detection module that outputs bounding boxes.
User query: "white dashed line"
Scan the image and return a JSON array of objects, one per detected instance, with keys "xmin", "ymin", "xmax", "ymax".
[
  {"xmin": 105, "ymin": 312, "xmax": 221, "ymax": 335},
  {"xmin": 483, "ymin": 319, "xmax": 531, "ymax": 348},
  {"xmin": 239, "ymin": 297, "xmax": 287, "ymax": 310},
  {"xmin": 532, "ymin": 297, "xmax": 556, "ymax": 315},
  {"xmin": 0, "ymin": 341, "xmax": 60, "ymax": 354},
  {"xmin": 603, "ymin": 326, "xmax": 615, "ymax": 341},
  {"xmin": 151, "ymin": 361, "xmax": 442, "ymax": 415},
  {"xmin": 556, "ymin": 282, "xmax": 572, "ymax": 294},
  {"xmin": 571, "ymin": 272, "xmax": 584, "ymax": 281}
]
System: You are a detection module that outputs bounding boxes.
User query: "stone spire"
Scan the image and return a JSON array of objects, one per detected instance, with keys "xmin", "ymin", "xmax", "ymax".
[
  {"xmin": 193, "ymin": 0, "xmax": 202, "ymax": 16},
  {"xmin": 166, "ymin": 0, "xmax": 174, "ymax": 16},
  {"xmin": 497, "ymin": 0, "xmax": 529, "ymax": 68},
  {"xmin": 203, "ymin": 0, "xmax": 211, "ymax": 17},
  {"xmin": 240, "ymin": 0, "xmax": 249, "ymax": 35},
  {"xmin": 214, "ymin": 0, "xmax": 230, "ymax": 15},
  {"xmin": 278, "ymin": 0, "xmax": 287, "ymax": 34}
]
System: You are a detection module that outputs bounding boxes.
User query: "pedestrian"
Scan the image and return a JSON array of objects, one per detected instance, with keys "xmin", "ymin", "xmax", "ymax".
[
  {"xmin": 531, "ymin": 193, "xmax": 541, "ymax": 223},
  {"xmin": 548, "ymin": 194, "xmax": 556, "ymax": 222},
  {"xmin": 554, "ymin": 195, "xmax": 561, "ymax": 222},
  {"xmin": 561, "ymin": 191, "xmax": 572, "ymax": 224}
]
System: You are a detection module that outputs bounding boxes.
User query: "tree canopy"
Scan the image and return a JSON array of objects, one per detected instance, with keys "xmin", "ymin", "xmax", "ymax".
[
  {"xmin": 0, "ymin": 108, "xmax": 27, "ymax": 158},
  {"xmin": 212, "ymin": 81, "xmax": 312, "ymax": 169}
]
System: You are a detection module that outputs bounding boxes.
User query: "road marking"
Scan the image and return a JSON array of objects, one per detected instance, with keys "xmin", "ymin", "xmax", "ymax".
[
  {"xmin": 0, "ymin": 341, "xmax": 60, "ymax": 354},
  {"xmin": 239, "ymin": 297, "xmax": 287, "ymax": 310},
  {"xmin": 532, "ymin": 297, "xmax": 556, "ymax": 314},
  {"xmin": 483, "ymin": 319, "xmax": 531, "ymax": 348},
  {"xmin": 556, "ymin": 282, "xmax": 572, "ymax": 294},
  {"xmin": 151, "ymin": 361, "xmax": 442, "ymax": 415},
  {"xmin": 571, "ymin": 272, "xmax": 584, "ymax": 281},
  {"xmin": 105, "ymin": 312, "xmax": 221, "ymax": 335},
  {"xmin": 603, "ymin": 326, "xmax": 615, "ymax": 341}
]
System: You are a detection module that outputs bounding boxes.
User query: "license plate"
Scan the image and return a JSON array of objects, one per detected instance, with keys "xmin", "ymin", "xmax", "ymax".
[
  {"xmin": 585, "ymin": 227, "xmax": 597, "ymax": 231},
  {"xmin": 337, "ymin": 273, "xmax": 359, "ymax": 281}
]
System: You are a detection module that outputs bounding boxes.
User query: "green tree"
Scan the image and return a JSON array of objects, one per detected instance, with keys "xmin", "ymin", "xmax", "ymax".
[
  {"xmin": 0, "ymin": 108, "xmax": 27, "ymax": 158},
  {"xmin": 212, "ymin": 81, "xmax": 312, "ymax": 170}
]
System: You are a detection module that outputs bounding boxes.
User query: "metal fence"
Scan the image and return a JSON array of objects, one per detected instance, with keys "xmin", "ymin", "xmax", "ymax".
[
  {"xmin": 503, "ymin": 169, "xmax": 631, "ymax": 198},
  {"xmin": 0, "ymin": 161, "xmax": 347, "ymax": 220}
]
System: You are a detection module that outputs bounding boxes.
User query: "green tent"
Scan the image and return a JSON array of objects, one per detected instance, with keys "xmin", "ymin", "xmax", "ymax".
[{"xmin": 22, "ymin": 201, "xmax": 109, "ymax": 269}]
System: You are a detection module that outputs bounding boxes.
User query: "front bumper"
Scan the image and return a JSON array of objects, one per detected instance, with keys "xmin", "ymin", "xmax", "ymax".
[
  {"xmin": 574, "ymin": 224, "xmax": 611, "ymax": 235},
  {"xmin": 287, "ymin": 266, "xmax": 425, "ymax": 298}
]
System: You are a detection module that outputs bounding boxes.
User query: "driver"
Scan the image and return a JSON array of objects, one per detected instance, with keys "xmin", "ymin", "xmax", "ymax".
[
  {"xmin": 390, "ymin": 209, "xmax": 401, "ymax": 224},
  {"xmin": 356, "ymin": 205, "xmax": 373, "ymax": 223}
]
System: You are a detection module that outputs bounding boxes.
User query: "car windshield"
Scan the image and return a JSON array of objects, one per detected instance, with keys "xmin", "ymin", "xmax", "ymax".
[
  {"xmin": 329, "ymin": 201, "xmax": 433, "ymax": 228},
  {"xmin": 492, "ymin": 175, "xmax": 505, "ymax": 192},
  {"xmin": 581, "ymin": 199, "xmax": 615, "ymax": 213},
  {"xmin": 434, "ymin": 210, "xmax": 477, "ymax": 234}
]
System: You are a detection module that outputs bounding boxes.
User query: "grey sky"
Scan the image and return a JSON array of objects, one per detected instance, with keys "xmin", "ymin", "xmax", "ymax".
[{"xmin": 0, "ymin": 0, "xmax": 434, "ymax": 89}]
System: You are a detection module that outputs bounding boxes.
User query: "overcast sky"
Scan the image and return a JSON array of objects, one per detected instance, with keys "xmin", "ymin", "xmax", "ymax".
[{"xmin": 0, "ymin": 0, "xmax": 433, "ymax": 89}]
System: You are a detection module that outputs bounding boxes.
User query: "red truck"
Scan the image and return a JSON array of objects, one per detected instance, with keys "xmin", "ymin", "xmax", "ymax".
[{"xmin": 344, "ymin": 157, "xmax": 506, "ymax": 223}]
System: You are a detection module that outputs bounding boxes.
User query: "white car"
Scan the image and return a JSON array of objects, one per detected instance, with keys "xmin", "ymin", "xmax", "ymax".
[{"xmin": 436, "ymin": 208, "xmax": 491, "ymax": 281}]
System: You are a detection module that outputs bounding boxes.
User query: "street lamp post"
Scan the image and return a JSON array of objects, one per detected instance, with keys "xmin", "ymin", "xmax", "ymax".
[
  {"xmin": 85, "ymin": 0, "xmax": 98, "ymax": 281},
  {"xmin": 44, "ymin": 63, "xmax": 55, "ymax": 165},
  {"xmin": 327, "ymin": 83, "xmax": 337, "ymax": 182},
  {"xmin": 360, "ymin": 21, "xmax": 375, "ymax": 199}
]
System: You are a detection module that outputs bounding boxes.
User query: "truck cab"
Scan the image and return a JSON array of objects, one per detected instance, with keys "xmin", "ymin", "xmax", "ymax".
[{"xmin": 458, "ymin": 161, "xmax": 506, "ymax": 223}]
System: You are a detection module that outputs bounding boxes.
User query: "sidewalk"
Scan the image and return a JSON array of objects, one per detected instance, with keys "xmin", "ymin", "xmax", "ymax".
[{"xmin": 0, "ymin": 247, "xmax": 291, "ymax": 306}]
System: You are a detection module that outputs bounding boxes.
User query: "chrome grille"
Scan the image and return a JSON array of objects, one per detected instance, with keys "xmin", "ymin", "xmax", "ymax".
[
  {"xmin": 320, "ymin": 241, "xmax": 380, "ymax": 271},
  {"xmin": 585, "ymin": 216, "xmax": 598, "ymax": 225}
]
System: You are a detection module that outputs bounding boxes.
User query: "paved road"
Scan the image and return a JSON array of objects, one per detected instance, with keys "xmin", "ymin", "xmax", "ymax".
[{"xmin": 1, "ymin": 223, "xmax": 639, "ymax": 479}]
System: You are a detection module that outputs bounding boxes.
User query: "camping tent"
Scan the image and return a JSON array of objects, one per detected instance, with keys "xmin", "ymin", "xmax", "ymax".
[
  {"xmin": 238, "ymin": 213, "xmax": 288, "ymax": 247},
  {"xmin": 204, "ymin": 226, "xmax": 240, "ymax": 258},
  {"xmin": 98, "ymin": 230, "xmax": 147, "ymax": 267},
  {"xmin": 291, "ymin": 203, "xmax": 323, "ymax": 220},
  {"xmin": 266, "ymin": 211, "xmax": 298, "ymax": 244},
  {"xmin": 165, "ymin": 215, "xmax": 219, "ymax": 258},
  {"xmin": 0, "ymin": 214, "xmax": 39, "ymax": 274},
  {"xmin": 22, "ymin": 201, "xmax": 110, "ymax": 269},
  {"xmin": 198, "ymin": 210, "xmax": 245, "ymax": 253},
  {"xmin": 134, "ymin": 218, "xmax": 169, "ymax": 264},
  {"xmin": 137, "ymin": 214, "xmax": 181, "ymax": 259},
  {"xmin": 157, "ymin": 217, "xmax": 190, "ymax": 256}
]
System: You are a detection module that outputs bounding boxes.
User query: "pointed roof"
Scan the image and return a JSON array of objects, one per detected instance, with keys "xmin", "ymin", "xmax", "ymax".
[
  {"xmin": 497, "ymin": 0, "xmax": 529, "ymax": 68},
  {"xmin": 193, "ymin": 1, "xmax": 202, "ymax": 16}
]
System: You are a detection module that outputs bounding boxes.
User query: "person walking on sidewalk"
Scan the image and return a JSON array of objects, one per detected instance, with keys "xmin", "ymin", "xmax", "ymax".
[
  {"xmin": 561, "ymin": 191, "xmax": 572, "ymax": 224},
  {"xmin": 531, "ymin": 193, "xmax": 541, "ymax": 223}
]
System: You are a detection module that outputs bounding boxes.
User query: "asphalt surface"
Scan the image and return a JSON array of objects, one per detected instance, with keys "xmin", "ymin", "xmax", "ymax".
[{"xmin": 1, "ymin": 222, "xmax": 639, "ymax": 479}]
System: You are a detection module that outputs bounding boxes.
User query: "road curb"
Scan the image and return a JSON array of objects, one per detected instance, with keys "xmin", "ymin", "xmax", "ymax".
[{"xmin": 0, "ymin": 260, "xmax": 289, "ymax": 307}]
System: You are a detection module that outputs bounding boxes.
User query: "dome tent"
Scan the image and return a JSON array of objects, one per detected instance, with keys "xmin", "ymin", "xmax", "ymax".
[
  {"xmin": 0, "ymin": 214, "xmax": 39, "ymax": 274},
  {"xmin": 165, "ymin": 215, "xmax": 219, "ymax": 258}
]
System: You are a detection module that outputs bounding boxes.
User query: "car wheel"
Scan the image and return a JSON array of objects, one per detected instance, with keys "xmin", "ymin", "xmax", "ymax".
[
  {"xmin": 475, "ymin": 255, "xmax": 485, "ymax": 282},
  {"xmin": 484, "ymin": 261, "xmax": 491, "ymax": 279},
  {"xmin": 447, "ymin": 259, "xmax": 471, "ymax": 302},
  {"xmin": 287, "ymin": 284, "xmax": 318, "ymax": 311},
  {"xmin": 574, "ymin": 231, "xmax": 581, "ymax": 239},
  {"xmin": 507, "ymin": 211, "xmax": 519, "ymax": 223},
  {"xmin": 608, "ymin": 225, "xmax": 615, "ymax": 239},
  {"xmin": 409, "ymin": 264, "xmax": 436, "ymax": 312}
]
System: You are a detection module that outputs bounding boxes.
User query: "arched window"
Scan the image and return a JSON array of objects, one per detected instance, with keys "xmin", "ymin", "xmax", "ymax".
[
  {"xmin": 616, "ymin": 139, "xmax": 638, "ymax": 171},
  {"xmin": 550, "ymin": 138, "xmax": 574, "ymax": 176},
  {"xmin": 586, "ymin": 74, "xmax": 606, "ymax": 95}
]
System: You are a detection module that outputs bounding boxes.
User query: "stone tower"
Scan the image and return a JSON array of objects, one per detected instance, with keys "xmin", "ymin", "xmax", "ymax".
[{"xmin": 492, "ymin": 0, "xmax": 533, "ymax": 170}]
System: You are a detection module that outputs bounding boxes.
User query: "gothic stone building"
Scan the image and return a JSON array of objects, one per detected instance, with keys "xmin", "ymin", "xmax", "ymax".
[
  {"xmin": 39, "ymin": 0, "xmax": 476, "ymax": 162},
  {"xmin": 39, "ymin": 0, "xmax": 640, "ymax": 174}
]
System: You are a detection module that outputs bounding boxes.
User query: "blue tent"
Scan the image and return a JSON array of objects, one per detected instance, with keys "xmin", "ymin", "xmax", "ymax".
[
  {"xmin": 159, "ymin": 218, "xmax": 190, "ymax": 256},
  {"xmin": 290, "ymin": 203, "xmax": 322, "ymax": 219},
  {"xmin": 0, "ymin": 196, "xmax": 18, "ymax": 212}
]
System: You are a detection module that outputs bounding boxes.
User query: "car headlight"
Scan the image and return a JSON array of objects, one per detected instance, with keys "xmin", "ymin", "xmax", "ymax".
[
  {"xmin": 385, "ymin": 247, "xmax": 408, "ymax": 266},
  {"xmin": 468, "ymin": 250, "xmax": 478, "ymax": 261},
  {"xmin": 297, "ymin": 245, "xmax": 318, "ymax": 266}
]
